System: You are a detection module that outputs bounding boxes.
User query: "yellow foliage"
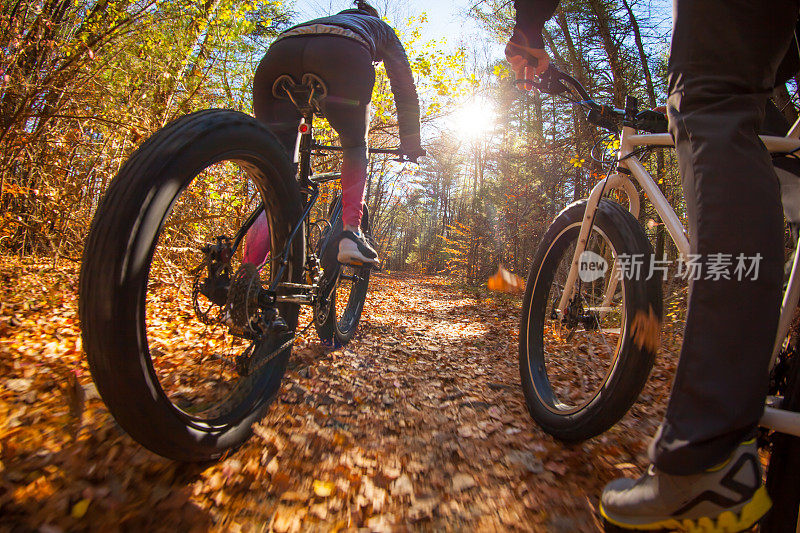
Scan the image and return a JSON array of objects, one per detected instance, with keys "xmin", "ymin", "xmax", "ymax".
[
  {"xmin": 569, "ymin": 156, "xmax": 585, "ymax": 168},
  {"xmin": 71, "ymin": 498, "xmax": 90, "ymax": 519}
]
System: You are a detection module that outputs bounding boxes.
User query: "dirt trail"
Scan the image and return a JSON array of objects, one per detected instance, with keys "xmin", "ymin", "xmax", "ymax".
[{"xmin": 0, "ymin": 262, "xmax": 678, "ymax": 531}]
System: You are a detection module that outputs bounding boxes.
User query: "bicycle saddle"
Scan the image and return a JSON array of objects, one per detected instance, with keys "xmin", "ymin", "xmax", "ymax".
[{"xmin": 272, "ymin": 73, "xmax": 328, "ymax": 117}]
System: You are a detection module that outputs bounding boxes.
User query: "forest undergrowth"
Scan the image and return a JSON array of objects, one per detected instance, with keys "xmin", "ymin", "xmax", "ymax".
[{"xmin": 0, "ymin": 257, "xmax": 685, "ymax": 532}]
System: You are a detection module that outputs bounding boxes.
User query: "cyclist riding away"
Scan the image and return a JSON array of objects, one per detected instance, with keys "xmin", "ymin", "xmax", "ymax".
[
  {"xmin": 249, "ymin": 0, "xmax": 425, "ymax": 267},
  {"xmin": 508, "ymin": 0, "xmax": 799, "ymax": 530}
]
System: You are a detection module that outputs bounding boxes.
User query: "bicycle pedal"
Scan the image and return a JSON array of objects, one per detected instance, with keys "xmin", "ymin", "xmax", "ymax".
[{"xmin": 338, "ymin": 260, "xmax": 381, "ymax": 271}]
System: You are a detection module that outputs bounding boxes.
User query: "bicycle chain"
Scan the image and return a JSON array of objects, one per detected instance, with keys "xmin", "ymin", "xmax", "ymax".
[
  {"xmin": 243, "ymin": 313, "xmax": 322, "ymax": 376},
  {"xmin": 245, "ymin": 335, "xmax": 295, "ymax": 375}
]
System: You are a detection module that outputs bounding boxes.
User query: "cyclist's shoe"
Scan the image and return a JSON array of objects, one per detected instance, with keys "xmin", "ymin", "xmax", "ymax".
[
  {"xmin": 337, "ymin": 230, "xmax": 379, "ymax": 266},
  {"xmin": 600, "ymin": 439, "xmax": 771, "ymax": 532}
]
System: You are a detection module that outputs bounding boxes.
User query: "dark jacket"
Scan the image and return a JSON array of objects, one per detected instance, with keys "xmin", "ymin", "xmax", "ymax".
[
  {"xmin": 279, "ymin": 9, "xmax": 422, "ymax": 152},
  {"xmin": 510, "ymin": 0, "xmax": 558, "ymax": 50}
]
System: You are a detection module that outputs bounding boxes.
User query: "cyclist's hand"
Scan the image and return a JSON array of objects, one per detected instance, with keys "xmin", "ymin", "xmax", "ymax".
[
  {"xmin": 505, "ymin": 41, "xmax": 550, "ymax": 88},
  {"xmin": 403, "ymin": 146, "xmax": 426, "ymax": 164}
]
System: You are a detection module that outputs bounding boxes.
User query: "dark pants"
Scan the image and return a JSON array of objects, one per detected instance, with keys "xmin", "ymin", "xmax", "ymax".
[
  {"xmin": 650, "ymin": 0, "xmax": 799, "ymax": 475},
  {"xmin": 252, "ymin": 36, "xmax": 375, "ymax": 227}
]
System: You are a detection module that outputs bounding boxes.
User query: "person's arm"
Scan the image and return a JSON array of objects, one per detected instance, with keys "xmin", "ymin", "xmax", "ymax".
[
  {"xmin": 379, "ymin": 28, "xmax": 425, "ymax": 162},
  {"xmin": 506, "ymin": 0, "xmax": 559, "ymax": 78}
]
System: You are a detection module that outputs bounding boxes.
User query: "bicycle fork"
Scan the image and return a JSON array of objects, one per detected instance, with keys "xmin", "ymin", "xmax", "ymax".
[
  {"xmin": 554, "ymin": 165, "xmax": 640, "ymax": 319},
  {"xmin": 555, "ymin": 125, "xmax": 690, "ymax": 318}
]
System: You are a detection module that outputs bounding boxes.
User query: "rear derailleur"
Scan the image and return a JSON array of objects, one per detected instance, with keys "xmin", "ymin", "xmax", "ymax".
[
  {"xmin": 192, "ymin": 237, "xmax": 293, "ymax": 376},
  {"xmin": 192, "ymin": 236, "xmax": 234, "ymax": 324},
  {"xmin": 224, "ymin": 263, "xmax": 294, "ymax": 376},
  {"xmin": 234, "ymin": 307, "xmax": 293, "ymax": 377}
]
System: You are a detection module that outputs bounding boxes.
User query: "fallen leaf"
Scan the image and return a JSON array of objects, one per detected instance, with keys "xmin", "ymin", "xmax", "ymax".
[
  {"xmin": 70, "ymin": 498, "xmax": 90, "ymax": 519},
  {"xmin": 390, "ymin": 474, "xmax": 414, "ymax": 498},
  {"xmin": 5, "ymin": 378, "xmax": 32, "ymax": 393},
  {"xmin": 451, "ymin": 473, "xmax": 476, "ymax": 492},
  {"xmin": 504, "ymin": 450, "xmax": 544, "ymax": 474},
  {"xmin": 544, "ymin": 461, "xmax": 568, "ymax": 475},
  {"xmin": 487, "ymin": 265, "xmax": 524, "ymax": 293},
  {"xmin": 313, "ymin": 480, "xmax": 335, "ymax": 498},
  {"xmin": 408, "ymin": 497, "xmax": 439, "ymax": 522}
]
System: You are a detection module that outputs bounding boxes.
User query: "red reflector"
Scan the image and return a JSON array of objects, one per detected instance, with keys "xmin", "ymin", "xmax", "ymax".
[{"xmin": 299, "ymin": 123, "xmax": 309, "ymax": 133}]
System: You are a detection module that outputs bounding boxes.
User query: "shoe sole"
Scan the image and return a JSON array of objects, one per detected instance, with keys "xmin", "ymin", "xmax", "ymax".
[
  {"xmin": 336, "ymin": 251, "xmax": 378, "ymax": 267},
  {"xmin": 600, "ymin": 485, "xmax": 772, "ymax": 532}
]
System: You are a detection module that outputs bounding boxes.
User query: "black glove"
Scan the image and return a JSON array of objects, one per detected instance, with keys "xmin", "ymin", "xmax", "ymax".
[
  {"xmin": 402, "ymin": 146, "xmax": 426, "ymax": 164},
  {"xmin": 634, "ymin": 109, "xmax": 669, "ymax": 133}
]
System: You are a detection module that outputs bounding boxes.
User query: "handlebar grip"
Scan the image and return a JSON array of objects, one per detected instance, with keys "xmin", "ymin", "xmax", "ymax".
[
  {"xmin": 514, "ymin": 64, "xmax": 566, "ymax": 95},
  {"xmin": 633, "ymin": 110, "xmax": 669, "ymax": 133}
]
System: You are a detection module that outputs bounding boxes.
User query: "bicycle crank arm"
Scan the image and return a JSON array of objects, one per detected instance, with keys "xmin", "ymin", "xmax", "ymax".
[
  {"xmin": 273, "ymin": 281, "xmax": 316, "ymax": 305},
  {"xmin": 339, "ymin": 273, "xmax": 365, "ymax": 282},
  {"xmin": 278, "ymin": 282, "xmax": 316, "ymax": 290},
  {"xmin": 276, "ymin": 294, "xmax": 314, "ymax": 304}
]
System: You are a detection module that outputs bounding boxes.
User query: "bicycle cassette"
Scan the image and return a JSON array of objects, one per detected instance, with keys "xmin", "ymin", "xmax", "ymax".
[{"xmin": 225, "ymin": 263, "xmax": 263, "ymax": 337}]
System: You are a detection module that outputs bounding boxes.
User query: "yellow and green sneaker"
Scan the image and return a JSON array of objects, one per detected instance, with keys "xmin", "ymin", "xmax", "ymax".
[{"xmin": 600, "ymin": 439, "xmax": 771, "ymax": 532}]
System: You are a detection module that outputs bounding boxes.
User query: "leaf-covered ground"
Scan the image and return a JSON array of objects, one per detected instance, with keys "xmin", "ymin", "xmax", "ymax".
[{"xmin": 0, "ymin": 258, "xmax": 683, "ymax": 532}]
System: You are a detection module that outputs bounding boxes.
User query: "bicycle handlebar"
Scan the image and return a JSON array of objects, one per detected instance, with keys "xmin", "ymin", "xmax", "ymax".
[
  {"xmin": 312, "ymin": 143, "xmax": 412, "ymax": 161},
  {"xmin": 368, "ymin": 147, "xmax": 407, "ymax": 156},
  {"xmin": 515, "ymin": 65, "xmax": 668, "ymax": 134}
]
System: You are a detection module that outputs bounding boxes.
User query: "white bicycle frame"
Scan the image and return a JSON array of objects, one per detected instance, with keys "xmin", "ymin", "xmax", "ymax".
[{"xmin": 557, "ymin": 123, "xmax": 800, "ymax": 438}]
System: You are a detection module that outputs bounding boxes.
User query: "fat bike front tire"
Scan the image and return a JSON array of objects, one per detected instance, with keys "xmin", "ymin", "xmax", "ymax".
[
  {"xmin": 519, "ymin": 199, "xmax": 662, "ymax": 442},
  {"xmin": 314, "ymin": 201, "xmax": 371, "ymax": 346}
]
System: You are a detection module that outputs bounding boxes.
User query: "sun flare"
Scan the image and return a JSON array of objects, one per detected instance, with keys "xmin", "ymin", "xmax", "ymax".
[{"xmin": 450, "ymin": 98, "xmax": 496, "ymax": 141}]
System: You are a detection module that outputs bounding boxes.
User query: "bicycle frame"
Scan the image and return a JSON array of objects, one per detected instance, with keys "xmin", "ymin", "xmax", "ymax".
[
  {"xmin": 228, "ymin": 92, "xmax": 402, "ymax": 311},
  {"xmin": 557, "ymin": 124, "xmax": 800, "ymax": 438}
]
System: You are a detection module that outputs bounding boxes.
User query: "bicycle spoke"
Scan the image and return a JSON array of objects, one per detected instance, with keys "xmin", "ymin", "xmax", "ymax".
[
  {"xmin": 540, "ymin": 226, "xmax": 623, "ymax": 412},
  {"xmin": 140, "ymin": 159, "xmax": 283, "ymax": 420}
]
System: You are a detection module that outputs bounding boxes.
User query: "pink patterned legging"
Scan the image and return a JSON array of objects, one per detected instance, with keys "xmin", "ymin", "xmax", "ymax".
[{"xmin": 243, "ymin": 212, "xmax": 271, "ymax": 266}]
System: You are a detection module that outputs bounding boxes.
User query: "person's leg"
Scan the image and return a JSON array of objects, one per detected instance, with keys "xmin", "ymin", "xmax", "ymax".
[
  {"xmin": 651, "ymin": 0, "xmax": 797, "ymax": 475},
  {"xmin": 249, "ymin": 39, "xmax": 307, "ymax": 266},
  {"xmin": 299, "ymin": 37, "xmax": 379, "ymax": 265},
  {"xmin": 600, "ymin": 0, "xmax": 799, "ymax": 528},
  {"xmin": 252, "ymin": 38, "xmax": 306, "ymax": 154},
  {"xmin": 303, "ymin": 37, "xmax": 375, "ymax": 230},
  {"xmin": 243, "ymin": 211, "xmax": 271, "ymax": 265}
]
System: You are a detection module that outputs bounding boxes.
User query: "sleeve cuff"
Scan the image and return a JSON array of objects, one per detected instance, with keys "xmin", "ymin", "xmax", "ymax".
[{"xmin": 510, "ymin": 26, "xmax": 545, "ymax": 51}]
